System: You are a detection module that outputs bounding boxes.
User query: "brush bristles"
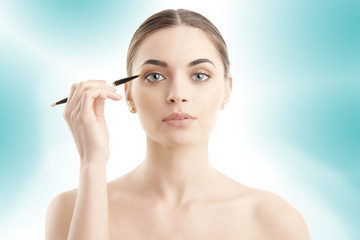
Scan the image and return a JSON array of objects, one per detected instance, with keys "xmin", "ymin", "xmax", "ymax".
[{"xmin": 113, "ymin": 74, "xmax": 141, "ymax": 87}]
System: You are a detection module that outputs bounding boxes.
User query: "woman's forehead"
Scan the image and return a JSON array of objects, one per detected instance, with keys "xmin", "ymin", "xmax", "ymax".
[{"xmin": 133, "ymin": 25, "xmax": 222, "ymax": 68}]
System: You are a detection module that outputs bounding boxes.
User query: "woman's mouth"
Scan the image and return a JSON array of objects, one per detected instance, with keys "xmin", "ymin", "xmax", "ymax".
[{"xmin": 162, "ymin": 112, "xmax": 196, "ymax": 127}]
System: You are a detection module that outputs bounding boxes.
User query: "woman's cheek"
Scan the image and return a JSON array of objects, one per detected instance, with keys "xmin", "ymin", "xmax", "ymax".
[
  {"xmin": 135, "ymin": 88, "xmax": 162, "ymax": 123},
  {"xmin": 206, "ymin": 86, "xmax": 223, "ymax": 110}
]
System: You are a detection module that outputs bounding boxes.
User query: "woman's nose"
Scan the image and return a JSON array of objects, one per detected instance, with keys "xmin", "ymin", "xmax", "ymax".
[
  {"xmin": 167, "ymin": 95, "xmax": 188, "ymax": 103},
  {"xmin": 166, "ymin": 77, "xmax": 189, "ymax": 104}
]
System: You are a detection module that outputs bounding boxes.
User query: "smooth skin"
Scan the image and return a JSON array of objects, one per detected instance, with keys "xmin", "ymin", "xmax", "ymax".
[{"xmin": 45, "ymin": 25, "xmax": 311, "ymax": 240}]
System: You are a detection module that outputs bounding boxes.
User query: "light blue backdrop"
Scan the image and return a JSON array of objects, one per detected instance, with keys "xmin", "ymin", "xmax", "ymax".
[{"xmin": 0, "ymin": 0, "xmax": 359, "ymax": 239}]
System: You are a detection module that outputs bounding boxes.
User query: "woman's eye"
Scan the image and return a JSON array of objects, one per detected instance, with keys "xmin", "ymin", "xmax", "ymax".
[
  {"xmin": 145, "ymin": 73, "xmax": 165, "ymax": 82},
  {"xmin": 192, "ymin": 73, "xmax": 210, "ymax": 82}
]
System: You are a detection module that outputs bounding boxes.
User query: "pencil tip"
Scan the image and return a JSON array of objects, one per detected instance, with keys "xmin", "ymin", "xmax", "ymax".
[{"xmin": 50, "ymin": 103, "xmax": 56, "ymax": 107}]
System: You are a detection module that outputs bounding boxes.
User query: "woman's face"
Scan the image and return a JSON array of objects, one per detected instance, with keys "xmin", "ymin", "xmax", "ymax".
[{"xmin": 126, "ymin": 25, "xmax": 232, "ymax": 146}]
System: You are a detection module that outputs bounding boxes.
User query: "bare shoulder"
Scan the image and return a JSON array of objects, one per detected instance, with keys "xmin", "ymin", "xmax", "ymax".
[
  {"xmin": 244, "ymin": 187, "xmax": 311, "ymax": 240},
  {"xmin": 209, "ymin": 171, "xmax": 310, "ymax": 239},
  {"xmin": 45, "ymin": 189, "xmax": 77, "ymax": 240}
]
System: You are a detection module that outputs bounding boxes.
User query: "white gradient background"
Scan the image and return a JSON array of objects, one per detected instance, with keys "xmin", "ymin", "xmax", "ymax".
[{"xmin": 0, "ymin": 0, "xmax": 359, "ymax": 239}]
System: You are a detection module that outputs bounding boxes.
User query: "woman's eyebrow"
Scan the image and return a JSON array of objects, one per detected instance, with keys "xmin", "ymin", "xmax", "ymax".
[
  {"xmin": 140, "ymin": 59, "xmax": 168, "ymax": 68},
  {"xmin": 139, "ymin": 58, "xmax": 215, "ymax": 69},
  {"xmin": 188, "ymin": 58, "xmax": 216, "ymax": 68}
]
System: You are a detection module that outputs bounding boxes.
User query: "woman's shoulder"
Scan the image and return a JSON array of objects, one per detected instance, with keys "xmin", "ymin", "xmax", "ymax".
[
  {"xmin": 45, "ymin": 189, "xmax": 77, "ymax": 238},
  {"xmin": 47, "ymin": 188, "xmax": 77, "ymax": 213},
  {"xmin": 234, "ymin": 185, "xmax": 311, "ymax": 239}
]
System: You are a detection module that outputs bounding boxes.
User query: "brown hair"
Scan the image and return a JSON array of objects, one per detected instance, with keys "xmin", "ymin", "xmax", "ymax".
[{"xmin": 126, "ymin": 9, "xmax": 230, "ymax": 78}]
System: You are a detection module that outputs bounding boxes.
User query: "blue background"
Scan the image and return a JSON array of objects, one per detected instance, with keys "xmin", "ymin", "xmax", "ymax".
[{"xmin": 0, "ymin": 0, "xmax": 359, "ymax": 239}]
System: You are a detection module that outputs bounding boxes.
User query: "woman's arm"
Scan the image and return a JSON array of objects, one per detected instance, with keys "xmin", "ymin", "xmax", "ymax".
[
  {"xmin": 45, "ymin": 80, "xmax": 122, "ymax": 240},
  {"xmin": 68, "ymin": 163, "xmax": 109, "ymax": 240},
  {"xmin": 45, "ymin": 164, "xmax": 109, "ymax": 240}
]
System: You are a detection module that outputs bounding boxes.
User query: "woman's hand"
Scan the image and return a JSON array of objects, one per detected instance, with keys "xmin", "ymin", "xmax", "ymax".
[{"xmin": 63, "ymin": 80, "xmax": 122, "ymax": 166}]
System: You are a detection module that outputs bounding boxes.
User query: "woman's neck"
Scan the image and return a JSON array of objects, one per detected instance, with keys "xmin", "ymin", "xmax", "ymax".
[{"xmin": 134, "ymin": 136, "xmax": 214, "ymax": 206}]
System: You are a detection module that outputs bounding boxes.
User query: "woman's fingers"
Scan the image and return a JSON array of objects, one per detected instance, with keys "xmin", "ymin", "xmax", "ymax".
[
  {"xmin": 94, "ymin": 91, "xmax": 123, "ymax": 118},
  {"xmin": 63, "ymin": 80, "xmax": 116, "ymax": 120},
  {"xmin": 79, "ymin": 88, "xmax": 122, "ymax": 120},
  {"xmin": 72, "ymin": 81, "xmax": 115, "ymax": 106},
  {"xmin": 61, "ymin": 79, "xmax": 123, "ymax": 163}
]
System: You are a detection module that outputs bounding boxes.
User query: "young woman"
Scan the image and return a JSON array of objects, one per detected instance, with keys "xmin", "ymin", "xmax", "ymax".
[{"xmin": 45, "ymin": 9, "xmax": 311, "ymax": 240}]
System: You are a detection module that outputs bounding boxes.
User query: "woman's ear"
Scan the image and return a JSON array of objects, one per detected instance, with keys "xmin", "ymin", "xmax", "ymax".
[
  {"xmin": 124, "ymin": 83, "xmax": 137, "ymax": 113},
  {"xmin": 220, "ymin": 76, "xmax": 232, "ymax": 110}
]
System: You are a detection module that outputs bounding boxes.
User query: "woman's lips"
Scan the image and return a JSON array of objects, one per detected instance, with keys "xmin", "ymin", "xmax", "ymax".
[{"xmin": 162, "ymin": 112, "xmax": 196, "ymax": 127}]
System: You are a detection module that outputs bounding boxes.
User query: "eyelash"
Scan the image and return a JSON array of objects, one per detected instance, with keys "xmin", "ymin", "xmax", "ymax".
[
  {"xmin": 144, "ymin": 71, "xmax": 165, "ymax": 83},
  {"xmin": 143, "ymin": 71, "xmax": 211, "ymax": 83},
  {"xmin": 192, "ymin": 72, "xmax": 211, "ymax": 83}
]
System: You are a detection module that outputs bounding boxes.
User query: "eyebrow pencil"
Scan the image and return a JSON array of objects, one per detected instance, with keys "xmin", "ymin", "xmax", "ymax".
[{"xmin": 50, "ymin": 74, "xmax": 141, "ymax": 107}]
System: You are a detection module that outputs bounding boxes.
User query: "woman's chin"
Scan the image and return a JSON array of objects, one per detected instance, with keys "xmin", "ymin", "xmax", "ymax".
[{"xmin": 148, "ymin": 133, "xmax": 206, "ymax": 147}]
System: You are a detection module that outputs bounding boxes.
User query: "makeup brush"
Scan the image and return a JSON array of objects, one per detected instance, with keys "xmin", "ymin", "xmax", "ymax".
[{"xmin": 50, "ymin": 74, "xmax": 141, "ymax": 107}]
